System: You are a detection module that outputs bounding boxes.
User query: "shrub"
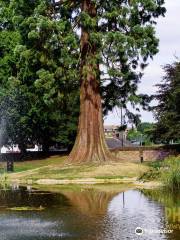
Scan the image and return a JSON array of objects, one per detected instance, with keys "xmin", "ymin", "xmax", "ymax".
[{"xmin": 161, "ymin": 156, "xmax": 180, "ymax": 190}]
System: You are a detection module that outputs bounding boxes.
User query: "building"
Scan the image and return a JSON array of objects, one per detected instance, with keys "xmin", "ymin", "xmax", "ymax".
[
  {"xmin": 104, "ymin": 125, "xmax": 128, "ymax": 139},
  {"xmin": 0, "ymin": 145, "xmax": 20, "ymax": 153},
  {"xmin": 104, "ymin": 125, "xmax": 134, "ymax": 148}
]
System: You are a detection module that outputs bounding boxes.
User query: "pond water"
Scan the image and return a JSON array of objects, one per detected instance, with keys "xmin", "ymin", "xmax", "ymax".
[{"xmin": 0, "ymin": 185, "xmax": 179, "ymax": 240}]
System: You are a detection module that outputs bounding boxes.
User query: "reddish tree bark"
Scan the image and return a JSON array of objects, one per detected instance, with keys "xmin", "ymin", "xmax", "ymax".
[{"xmin": 68, "ymin": 0, "xmax": 117, "ymax": 163}]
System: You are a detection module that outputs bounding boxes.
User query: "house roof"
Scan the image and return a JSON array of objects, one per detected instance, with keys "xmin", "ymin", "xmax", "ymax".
[{"xmin": 106, "ymin": 137, "xmax": 135, "ymax": 149}]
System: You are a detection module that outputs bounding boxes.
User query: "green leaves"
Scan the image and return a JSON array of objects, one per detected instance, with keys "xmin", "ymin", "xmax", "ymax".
[
  {"xmin": 0, "ymin": 0, "xmax": 166, "ymax": 149},
  {"xmin": 80, "ymin": 11, "xmax": 97, "ymax": 29},
  {"xmin": 152, "ymin": 62, "xmax": 180, "ymax": 142},
  {"xmin": 98, "ymin": 0, "xmax": 165, "ymax": 116},
  {"xmin": 28, "ymin": 30, "xmax": 40, "ymax": 40},
  {"xmin": 0, "ymin": 0, "xmax": 79, "ymax": 150}
]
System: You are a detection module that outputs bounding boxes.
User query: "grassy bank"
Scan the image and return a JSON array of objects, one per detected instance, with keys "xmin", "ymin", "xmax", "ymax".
[
  {"xmin": 4, "ymin": 154, "xmax": 179, "ymax": 188},
  {"xmin": 140, "ymin": 155, "xmax": 180, "ymax": 190},
  {"xmin": 161, "ymin": 156, "xmax": 180, "ymax": 189},
  {"xmin": 7, "ymin": 155, "xmax": 149, "ymax": 185}
]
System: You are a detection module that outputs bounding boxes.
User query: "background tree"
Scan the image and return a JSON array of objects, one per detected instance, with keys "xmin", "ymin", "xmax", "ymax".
[
  {"xmin": 152, "ymin": 61, "xmax": 180, "ymax": 143},
  {"xmin": 0, "ymin": 0, "xmax": 79, "ymax": 151},
  {"xmin": 127, "ymin": 122, "xmax": 155, "ymax": 145}
]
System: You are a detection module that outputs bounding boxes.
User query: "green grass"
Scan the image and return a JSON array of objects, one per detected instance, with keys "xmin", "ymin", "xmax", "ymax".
[
  {"xmin": 14, "ymin": 156, "xmax": 66, "ymax": 172},
  {"xmin": 0, "ymin": 172, "xmax": 10, "ymax": 189},
  {"xmin": 148, "ymin": 161, "xmax": 163, "ymax": 170},
  {"xmin": 9, "ymin": 155, "xmax": 149, "ymax": 184},
  {"xmin": 161, "ymin": 156, "xmax": 180, "ymax": 190},
  {"xmin": 140, "ymin": 156, "xmax": 180, "ymax": 190},
  {"xmin": 139, "ymin": 161, "xmax": 163, "ymax": 181}
]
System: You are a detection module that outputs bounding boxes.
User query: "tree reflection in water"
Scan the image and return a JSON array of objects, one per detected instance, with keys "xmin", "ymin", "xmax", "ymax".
[
  {"xmin": 0, "ymin": 186, "xmax": 179, "ymax": 240},
  {"xmin": 62, "ymin": 189, "xmax": 116, "ymax": 216}
]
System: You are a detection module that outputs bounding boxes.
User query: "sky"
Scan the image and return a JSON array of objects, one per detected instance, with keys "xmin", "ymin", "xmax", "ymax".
[{"xmin": 105, "ymin": 0, "xmax": 180, "ymax": 125}]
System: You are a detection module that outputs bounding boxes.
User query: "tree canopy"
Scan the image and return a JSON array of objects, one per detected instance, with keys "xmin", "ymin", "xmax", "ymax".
[
  {"xmin": 152, "ymin": 61, "xmax": 180, "ymax": 143},
  {"xmin": 0, "ymin": 0, "xmax": 166, "ymax": 160},
  {"xmin": 0, "ymin": 0, "xmax": 79, "ymax": 151},
  {"xmin": 127, "ymin": 122, "xmax": 155, "ymax": 145}
]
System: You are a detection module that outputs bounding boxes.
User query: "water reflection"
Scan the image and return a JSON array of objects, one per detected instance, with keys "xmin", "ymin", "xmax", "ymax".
[
  {"xmin": 0, "ymin": 186, "xmax": 179, "ymax": 240},
  {"xmin": 142, "ymin": 189, "xmax": 180, "ymax": 240},
  {"xmin": 102, "ymin": 190, "xmax": 167, "ymax": 240},
  {"xmin": 62, "ymin": 190, "xmax": 116, "ymax": 216}
]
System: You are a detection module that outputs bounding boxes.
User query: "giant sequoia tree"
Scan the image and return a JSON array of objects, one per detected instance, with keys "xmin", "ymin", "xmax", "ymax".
[{"xmin": 52, "ymin": 0, "xmax": 165, "ymax": 162}]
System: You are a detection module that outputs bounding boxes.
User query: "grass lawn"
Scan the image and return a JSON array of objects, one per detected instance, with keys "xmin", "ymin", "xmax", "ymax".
[
  {"xmin": 14, "ymin": 155, "xmax": 66, "ymax": 172},
  {"xmin": 7, "ymin": 155, "xmax": 149, "ymax": 184}
]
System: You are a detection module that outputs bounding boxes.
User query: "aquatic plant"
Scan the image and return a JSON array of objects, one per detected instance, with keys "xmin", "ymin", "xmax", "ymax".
[{"xmin": 7, "ymin": 206, "xmax": 45, "ymax": 211}]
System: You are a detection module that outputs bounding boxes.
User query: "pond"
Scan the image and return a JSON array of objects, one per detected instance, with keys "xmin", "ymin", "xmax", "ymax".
[{"xmin": 0, "ymin": 185, "xmax": 179, "ymax": 240}]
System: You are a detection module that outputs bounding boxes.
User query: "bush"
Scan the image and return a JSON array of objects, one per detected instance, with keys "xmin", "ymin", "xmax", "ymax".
[
  {"xmin": 161, "ymin": 156, "xmax": 180, "ymax": 190},
  {"xmin": 139, "ymin": 161, "xmax": 163, "ymax": 181}
]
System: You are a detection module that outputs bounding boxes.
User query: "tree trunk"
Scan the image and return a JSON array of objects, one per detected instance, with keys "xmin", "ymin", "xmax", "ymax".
[
  {"xmin": 68, "ymin": 0, "xmax": 116, "ymax": 163},
  {"xmin": 18, "ymin": 142, "xmax": 27, "ymax": 155},
  {"xmin": 42, "ymin": 142, "xmax": 50, "ymax": 153}
]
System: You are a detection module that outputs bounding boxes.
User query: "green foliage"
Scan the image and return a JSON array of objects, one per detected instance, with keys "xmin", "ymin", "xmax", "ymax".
[
  {"xmin": 127, "ymin": 128, "xmax": 141, "ymax": 142},
  {"xmin": 152, "ymin": 61, "xmax": 180, "ymax": 143},
  {"xmin": 99, "ymin": 0, "xmax": 166, "ymax": 119},
  {"xmin": 161, "ymin": 156, "xmax": 180, "ymax": 190},
  {"xmin": 0, "ymin": 31, "xmax": 21, "ymax": 93},
  {"xmin": 0, "ymin": 0, "xmax": 166, "ymax": 150},
  {"xmin": 148, "ymin": 161, "xmax": 163, "ymax": 170},
  {"xmin": 140, "ymin": 156, "xmax": 180, "ymax": 190},
  {"xmin": 139, "ymin": 168, "xmax": 161, "ymax": 181},
  {"xmin": 127, "ymin": 122, "xmax": 155, "ymax": 145},
  {"xmin": 0, "ymin": 172, "xmax": 10, "ymax": 190},
  {"xmin": 0, "ymin": 0, "xmax": 79, "ymax": 150},
  {"xmin": 142, "ymin": 188, "xmax": 180, "ymax": 211},
  {"xmin": 7, "ymin": 206, "xmax": 45, "ymax": 211},
  {"xmin": 139, "ymin": 160, "xmax": 162, "ymax": 181},
  {"xmin": 137, "ymin": 122, "xmax": 154, "ymax": 133}
]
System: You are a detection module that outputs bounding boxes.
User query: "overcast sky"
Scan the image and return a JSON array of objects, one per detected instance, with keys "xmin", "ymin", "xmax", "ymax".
[{"xmin": 105, "ymin": 0, "xmax": 180, "ymax": 125}]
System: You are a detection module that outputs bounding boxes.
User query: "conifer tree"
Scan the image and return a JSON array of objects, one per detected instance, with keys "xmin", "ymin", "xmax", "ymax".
[
  {"xmin": 54, "ymin": 0, "xmax": 166, "ymax": 162},
  {"xmin": 153, "ymin": 62, "xmax": 180, "ymax": 142},
  {"xmin": 0, "ymin": 0, "xmax": 79, "ymax": 151}
]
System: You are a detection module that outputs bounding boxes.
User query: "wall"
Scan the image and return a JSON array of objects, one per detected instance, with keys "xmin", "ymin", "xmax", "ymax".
[
  {"xmin": 111, "ymin": 145, "xmax": 180, "ymax": 163},
  {"xmin": 0, "ymin": 145, "xmax": 179, "ymax": 163}
]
